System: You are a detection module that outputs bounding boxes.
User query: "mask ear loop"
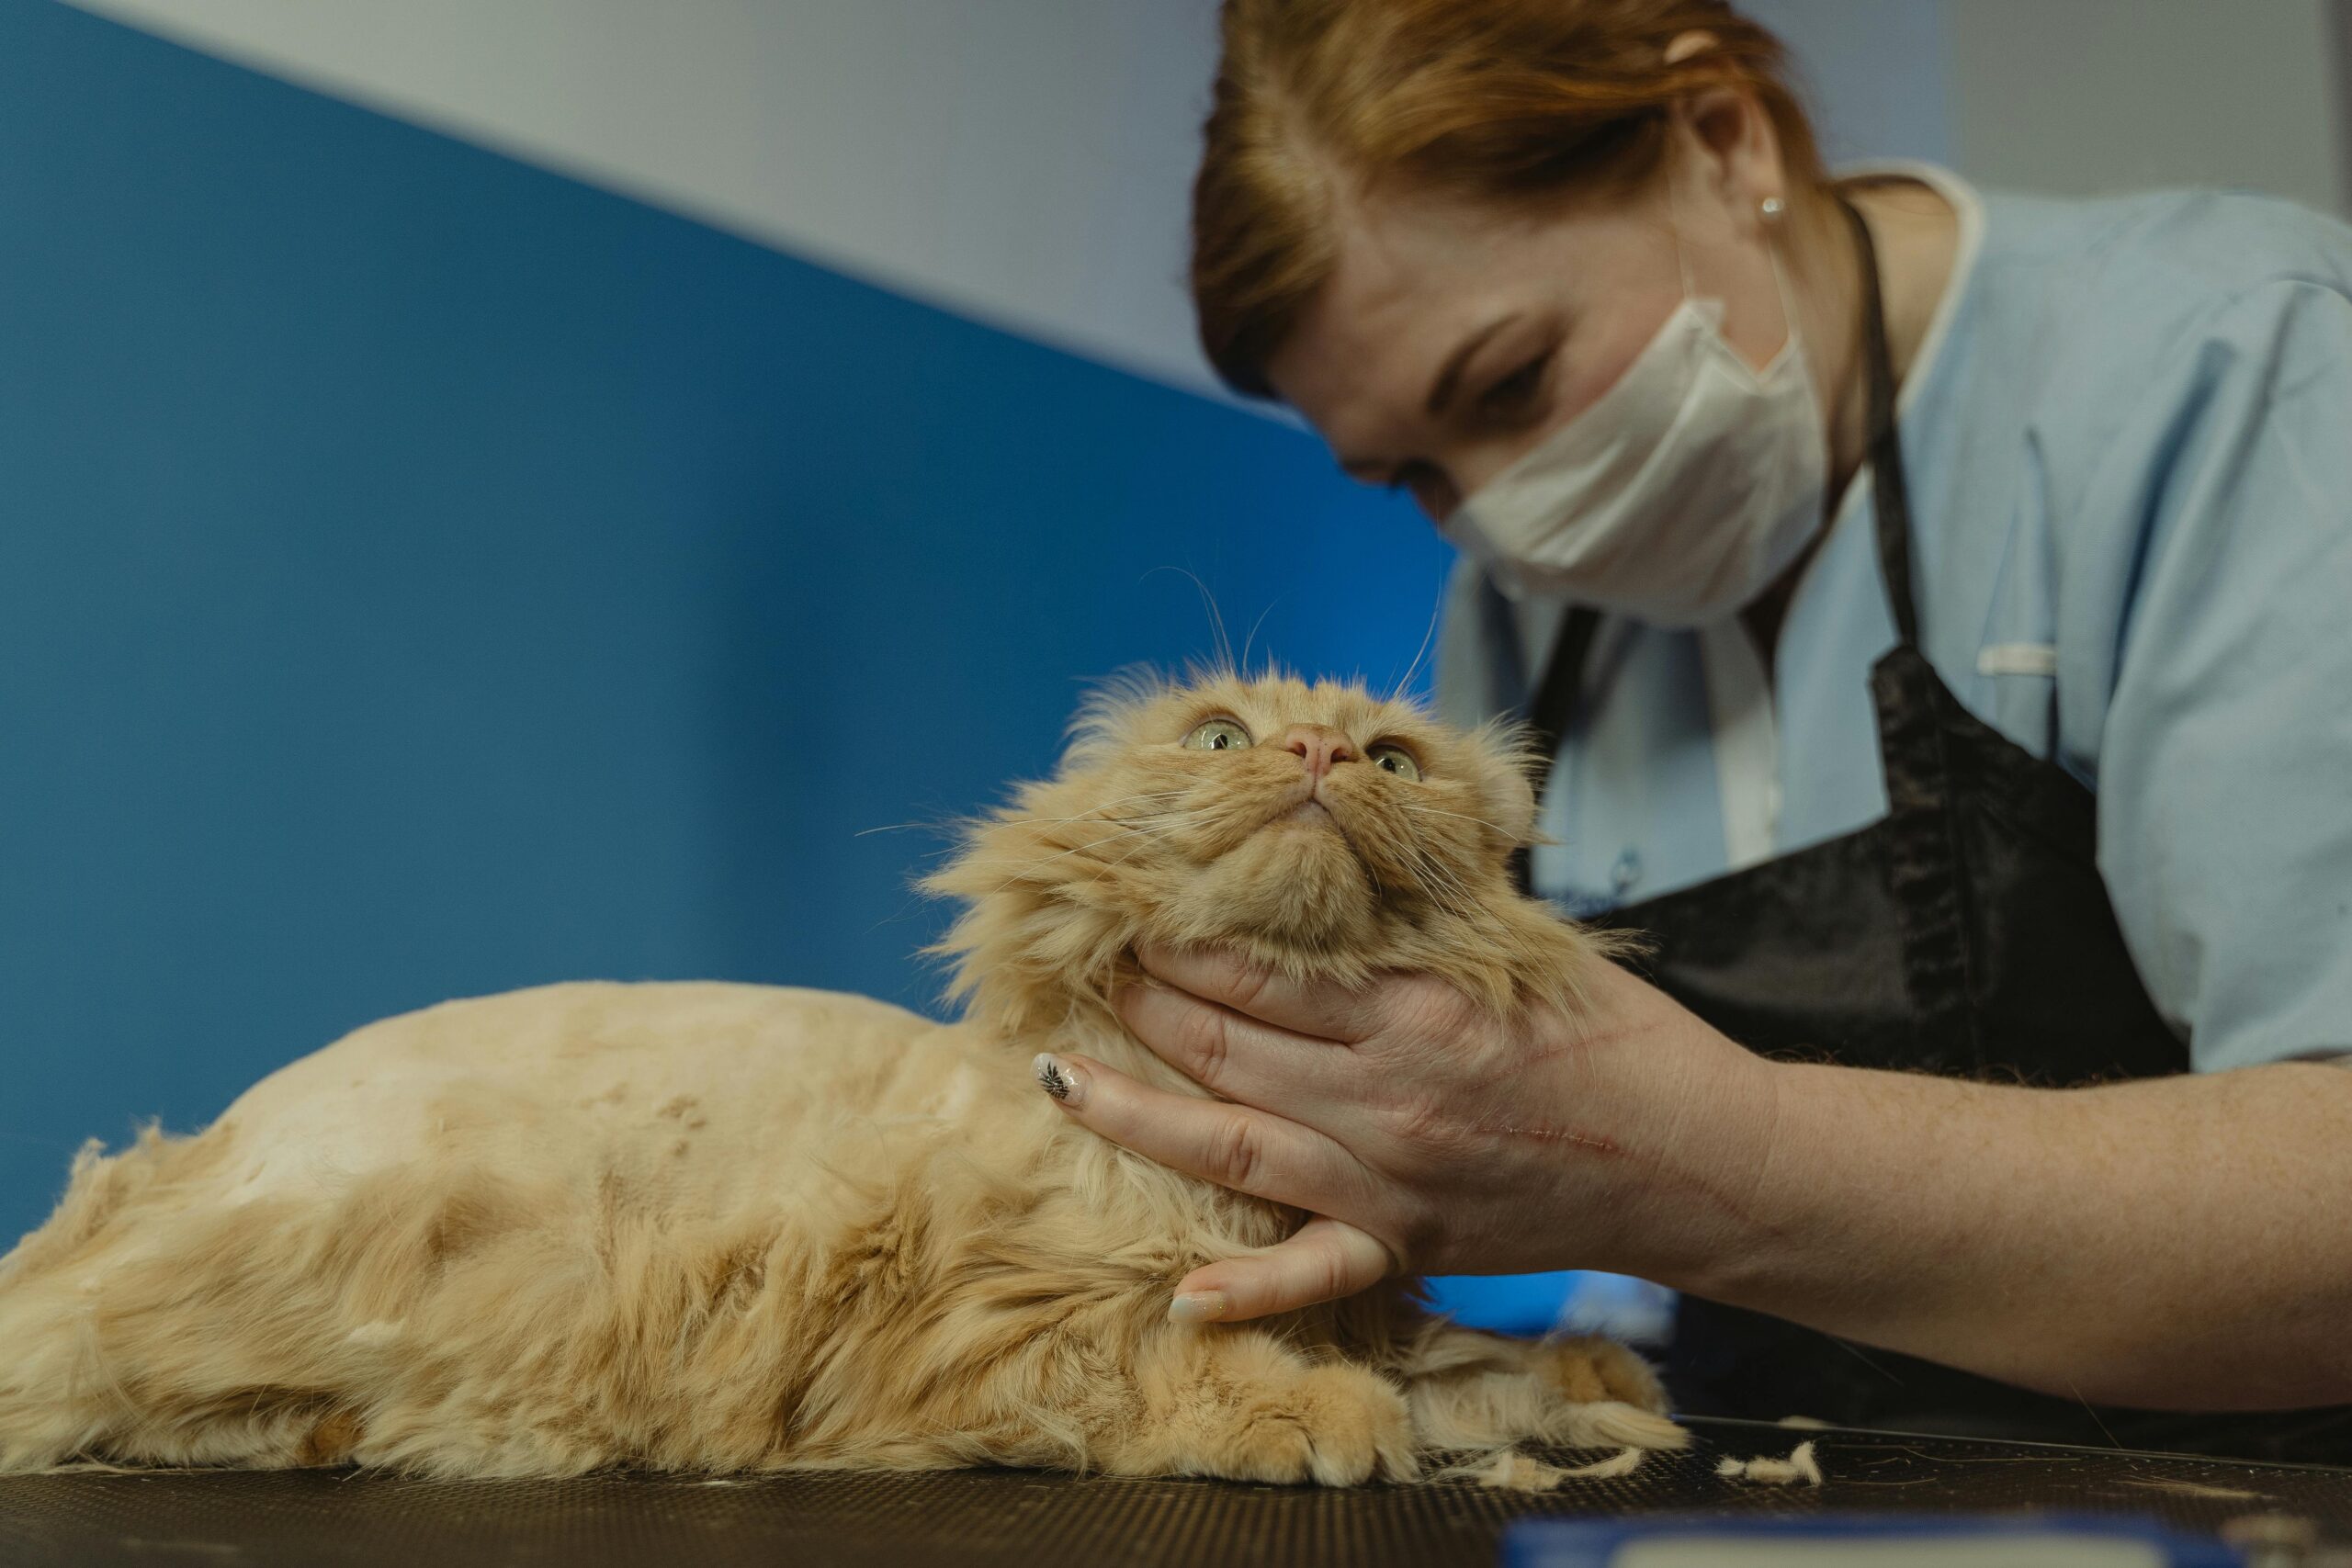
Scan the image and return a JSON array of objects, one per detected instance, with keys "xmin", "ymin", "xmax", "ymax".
[
  {"xmin": 1667, "ymin": 141, "xmax": 1799, "ymax": 369},
  {"xmin": 1755, "ymin": 192, "xmax": 1807, "ymax": 374},
  {"xmin": 1667, "ymin": 150, "xmax": 1700, "ymax": 304}
]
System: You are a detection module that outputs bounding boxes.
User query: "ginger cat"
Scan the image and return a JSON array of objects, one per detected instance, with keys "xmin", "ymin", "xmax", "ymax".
[{"xmin": 0, "ymin": 669, "xmax": 1683, "ymax": 1484}]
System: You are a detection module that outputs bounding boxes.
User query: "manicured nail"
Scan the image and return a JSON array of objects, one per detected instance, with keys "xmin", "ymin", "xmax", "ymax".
[
  {"xmin": 1032, "ymin": 1053, "xmax": 1087, "ymax": 1109},
  {"xmin": 1168, "ymin": 1291, "xmax": 1229, "ymax": 1325}
]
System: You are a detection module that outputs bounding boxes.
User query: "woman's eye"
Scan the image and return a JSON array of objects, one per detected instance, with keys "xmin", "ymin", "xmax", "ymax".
[
  {"xmin": 1182, "ymin": 717, "xmax": 1254, "ymax": 752},
  {"xmin": 1366, "ymin": 743, "xmax": 1422, "ymax": 782},
  {"xmin": 1477, "ymin": 352, "xmax": 1553, "ymax": 420}
]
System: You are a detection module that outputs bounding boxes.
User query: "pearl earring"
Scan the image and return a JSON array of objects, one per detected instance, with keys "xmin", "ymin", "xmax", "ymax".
[{"xmin": 1759, "ymin": 196, "xmax": 1786, "ymax": 221}]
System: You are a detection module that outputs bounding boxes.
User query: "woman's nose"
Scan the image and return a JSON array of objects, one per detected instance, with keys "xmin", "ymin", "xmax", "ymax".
[{"xmin": 1278, "ymin": 724, "xmax": 1358, "ymax": 780}]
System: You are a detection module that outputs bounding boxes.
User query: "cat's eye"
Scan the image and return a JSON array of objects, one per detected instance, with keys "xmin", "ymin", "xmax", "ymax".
[
  {"xmin": 1366, "ymin": 743, "xmax": 1422, "ymax": 782},
  {"xmin": 1182, "ymin": 717, "xmax": 1254, "ymax": 752}
]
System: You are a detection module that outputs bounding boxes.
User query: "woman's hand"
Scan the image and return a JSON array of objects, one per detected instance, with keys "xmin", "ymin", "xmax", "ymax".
[
  {"xmin": 1034, "ymin": 941, "xmax": 1779, "ymax": 1323},
  {"xmin": 1037, "ymin": 945, "xmax": 2352, "ymax": 1411}
]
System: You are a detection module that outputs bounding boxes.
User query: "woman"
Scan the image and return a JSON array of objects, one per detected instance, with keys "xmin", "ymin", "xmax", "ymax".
[{"xmin": 1032, "ymin": 0, "xmax": 2352, "ymax": 1461}]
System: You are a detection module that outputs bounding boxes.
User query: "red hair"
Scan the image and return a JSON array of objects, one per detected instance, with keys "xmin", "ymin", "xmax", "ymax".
[{"xmin": 1190, "ymin": 0, "xmax": 1824, "ymax": 397}]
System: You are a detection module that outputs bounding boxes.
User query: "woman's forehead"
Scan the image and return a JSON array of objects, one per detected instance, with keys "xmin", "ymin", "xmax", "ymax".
[{"xmin": 1267, "ymin": 191, "xmax": 1525, "ymax": 437}]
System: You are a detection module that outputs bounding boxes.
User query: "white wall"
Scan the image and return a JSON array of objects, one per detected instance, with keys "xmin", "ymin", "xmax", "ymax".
[
  {"xmin": 1747, "ymin": 0, "xmax": 1954, "ymax": 167},
  {"xmin": 63, "ymin": 0, "xmax": 2352, "ymax": 393},
  {"xmin": 62, "ymin": 0, "xmax": 1973, "ymax": 395},
  {"xmin": 1944, "ymin": 0, "xmax": 2348, "ymax": 218},
  {"xmin": 64, "ymin": 0, "xmax": 1225, "ymax": 389}
]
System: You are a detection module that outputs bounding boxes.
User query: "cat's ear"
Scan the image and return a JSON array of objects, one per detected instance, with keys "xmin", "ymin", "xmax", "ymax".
[
  {"xmin": 1484, "ymin": 758, "xmax": 1540, "ymax": 847},
  {"xmin": 1464, "ymin": 719, "xmax": 1543, "ymax": 846}
]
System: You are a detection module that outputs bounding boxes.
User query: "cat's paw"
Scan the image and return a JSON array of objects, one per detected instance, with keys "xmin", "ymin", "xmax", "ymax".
[
  {"xmin": 1535, "ymin": 1336, "xmax": 1686, "ymax": 1451},
  {"xmin": 1540, "ymin": 1334, "xmax": 1668, "ymax": 1412},
  {"xmin": 1210, "ymin": 1364, "xmax": 1419, "ymax": 1486}
]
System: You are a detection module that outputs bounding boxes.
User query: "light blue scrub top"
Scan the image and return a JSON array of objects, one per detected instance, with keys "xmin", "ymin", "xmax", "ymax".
[{"xmin": 1433, "ymin": 165, "xmax": 2352, "ymax": 1075}]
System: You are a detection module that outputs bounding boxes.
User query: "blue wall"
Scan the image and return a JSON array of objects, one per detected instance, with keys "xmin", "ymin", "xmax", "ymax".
[
  {"xmin": 0, "ymin": 4, "xmax": 1605, "ymax": 1340},
  {"xmin": 0, "ymin": 0, "xmax": 1455, "ymax": 1248}
]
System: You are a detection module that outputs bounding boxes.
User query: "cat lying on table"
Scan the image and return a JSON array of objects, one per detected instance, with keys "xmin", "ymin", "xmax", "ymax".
[{"xmin": 0, "ymin": 668, "xmax": 1683, "ymax": 1486}]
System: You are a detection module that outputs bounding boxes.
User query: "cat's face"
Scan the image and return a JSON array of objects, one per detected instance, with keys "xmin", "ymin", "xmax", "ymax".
[
  {"xmin": 929, "ymin": 670, "xmax": 1588, "ymax": 1031},
  {"xmin": 1040, "ymin": 672, "xmax": 1536, "ymax": 946}
]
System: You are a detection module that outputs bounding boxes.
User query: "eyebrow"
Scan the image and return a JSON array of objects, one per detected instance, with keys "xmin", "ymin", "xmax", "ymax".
[{"xmin": 1336, "ymin": 312, "xmax": 1522, "ymax": 480}]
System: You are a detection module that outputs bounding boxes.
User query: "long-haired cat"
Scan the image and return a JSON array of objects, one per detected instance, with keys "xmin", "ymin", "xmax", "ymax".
[{"xmin": 0, "ymin": 669, "xmax": 1683, "ymax": 1484}]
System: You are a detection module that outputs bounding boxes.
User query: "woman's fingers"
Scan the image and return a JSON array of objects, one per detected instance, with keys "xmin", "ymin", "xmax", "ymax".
[
  {"xmin": 1132, "ymin": 942, "xmax": 1377, "ymax": 1043},
  {"xmin": 1169, "ymin": 1217, "xmax": 1397, "ymax": 1323},
  {"xmin": 1035, "ymin": 1052, "xmax": 1363, "ymax": 1215},
  {"xmin": 1035, "ymin": 1055, "xmax": 1402, "ymax": 1320},
  {"xmin": 1111, "ymin": 978, "xmax": 1357, "ymax": 1115}
]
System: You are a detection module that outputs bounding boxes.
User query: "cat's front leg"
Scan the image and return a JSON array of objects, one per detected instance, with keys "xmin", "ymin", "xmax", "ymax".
[{"xmin": 1106, "ymin": 1325, "xmax": 1419, "ymax": 1486}]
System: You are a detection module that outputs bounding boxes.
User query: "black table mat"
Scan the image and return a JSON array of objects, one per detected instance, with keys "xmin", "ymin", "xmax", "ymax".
[{"xmin": 5, "ymin": 1418, "xmax": 2348, "ymax": 1567}]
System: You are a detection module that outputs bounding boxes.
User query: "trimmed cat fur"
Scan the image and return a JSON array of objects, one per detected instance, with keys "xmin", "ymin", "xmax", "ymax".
[{"xmin": 0, "ymin": 668, "xmax": 1683, "ymax": 1483}]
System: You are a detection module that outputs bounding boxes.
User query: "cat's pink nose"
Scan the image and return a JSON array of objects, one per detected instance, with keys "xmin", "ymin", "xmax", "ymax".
[{"xmin": 1279, "ymin": 724, "xmax": 1358, "ymax": 781}]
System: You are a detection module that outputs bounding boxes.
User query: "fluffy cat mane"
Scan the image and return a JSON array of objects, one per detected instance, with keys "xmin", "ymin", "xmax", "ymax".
[{"xmin": 923, "ymin": 661, "xmax": 1623, "ymax": 1052}]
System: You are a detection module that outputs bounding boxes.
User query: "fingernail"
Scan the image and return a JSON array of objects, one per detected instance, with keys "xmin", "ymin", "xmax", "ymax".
[
  {"xmin": 1168, "ymin": 1291, "xmax": 1229, "ymax": 1325},
  {"xmin": 1032, "ymin": 1053, "xmax": 1087, "ymax": 1110}
]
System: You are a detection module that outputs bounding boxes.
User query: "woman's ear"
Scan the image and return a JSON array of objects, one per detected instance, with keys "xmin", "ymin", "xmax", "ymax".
[{"xmin": 1676, "ymin": 89, "xmax": 1787, "ymax": 235}]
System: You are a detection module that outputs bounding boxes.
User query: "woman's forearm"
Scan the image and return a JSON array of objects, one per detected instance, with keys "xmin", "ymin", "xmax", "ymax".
[
  {"xmin": 1650, "ymin": 1053, "xmax": 2352, "ymax": 1411},
  {"xmin": 1060, "ymin": 941, "xmax": 2352, "ymax": 1413}
]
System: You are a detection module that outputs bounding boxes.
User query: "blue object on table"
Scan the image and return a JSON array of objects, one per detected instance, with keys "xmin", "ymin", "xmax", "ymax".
[
  {"xmin": 1420, "ymin": 1273, "xmax": 1585, "ymax": 1336},
  {"xmin": 1503, "ymin": 1512, "xmax": 2244, "ymax": 1567},
  {"xmin": 1422, "ymin": 1271, "xmax": 1676, "ymax": 1340}
]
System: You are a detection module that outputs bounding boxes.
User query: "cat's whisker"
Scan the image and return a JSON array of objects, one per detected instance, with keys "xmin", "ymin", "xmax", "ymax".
[
  {"xmin": 979, "ymin": 811, "xmax": 1222, "ymax": 892},
  {"xmin": 1239, "ymin": 599, "xmax": 1280, "ymax": 678},
  {"xmin": 1394, "ymin": 837, "xmax": 1478, "ymax": 914},
  {"xmin": 1073, "ymin": 803, "xmax": 1294, "ymax": 882},
  {"xmin": 1402, "ymin": 804, "xmax": 1520, "ymax": 837},
  {"xmin": 1062, "ymin": 788, "xmax": 1194, "ymax": 815},
  {"xmin": 1387, "ymin": 590, "xmax": 1448, "ymax": 702},
  {"xmin": 1405, "ymin": 862, "xmax": 1471, "ymax": 916},
  {"xmin": 1085, "ymin": 834, "xmax": 1177, "ymax": 881},
  {"xmin": 1009, "ymin": 791, "xmax": 1200, "ymax": 829},
  {"xmin": 1144, "ymin": 565, "xmax": 1236, "ymax": 675}
]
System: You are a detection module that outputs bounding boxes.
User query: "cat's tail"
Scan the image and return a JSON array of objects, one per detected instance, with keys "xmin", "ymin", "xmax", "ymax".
[
  {"xmin": 0, "ymin": 1269, "xmax": 129, "ymax": 1472},
  {"xmin": 0, "ymin": 1130, "xmax": 183, "ymax": 1472},
  {"xmin": 0, "ymin": 1123, "xmax": 293, "ymax": 1473}
]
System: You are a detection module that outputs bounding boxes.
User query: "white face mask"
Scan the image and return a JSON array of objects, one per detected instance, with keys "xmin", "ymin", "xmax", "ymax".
[{"xmin": 1439, "ymin": 229, "xmax": 1828, "ymax": 627}]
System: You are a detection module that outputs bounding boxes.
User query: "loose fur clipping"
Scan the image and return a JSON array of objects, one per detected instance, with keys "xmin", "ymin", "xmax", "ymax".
[
  {"xmin": 1440, "ymin": 1445, "xmax": 1646, "ymax": 1488},
  {"xmin": 1715, "ymin": 1439, "xmax": 1825, "ymax": 1486},
  {"xmin": 0, "ymin": 667, "xmax": 1682, "ymax": 1486}
]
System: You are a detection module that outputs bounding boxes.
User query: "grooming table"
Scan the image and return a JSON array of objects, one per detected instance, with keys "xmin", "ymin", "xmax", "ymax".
[{"xmin": 6, "ymin": 1418, "xmax": 2349, "ymax": 1567}]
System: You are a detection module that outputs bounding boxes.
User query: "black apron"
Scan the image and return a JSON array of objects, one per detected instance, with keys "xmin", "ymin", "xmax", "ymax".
[{"xmin": 1501, "ymin": 196, "xmax": 2352, "ymax": 1465}]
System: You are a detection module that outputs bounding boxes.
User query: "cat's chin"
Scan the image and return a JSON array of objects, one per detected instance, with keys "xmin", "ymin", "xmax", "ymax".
[
  {"xmin": 1163, "ymin": 816, "xmax": 1381, "ymax": 951},
  {"xmin": 1268, "ymin": 796, "xmax": 1358, "ymax": 852}
]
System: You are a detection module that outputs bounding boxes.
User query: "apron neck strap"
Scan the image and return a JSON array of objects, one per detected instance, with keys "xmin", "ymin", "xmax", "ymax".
[
  {"xmin": 1837, "ymin": 190, "xmax": 1924, "ymax": 648},
  {"xmin": 1502, "ymin": 189, "xmax": 1925, "ymax": 897}
]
